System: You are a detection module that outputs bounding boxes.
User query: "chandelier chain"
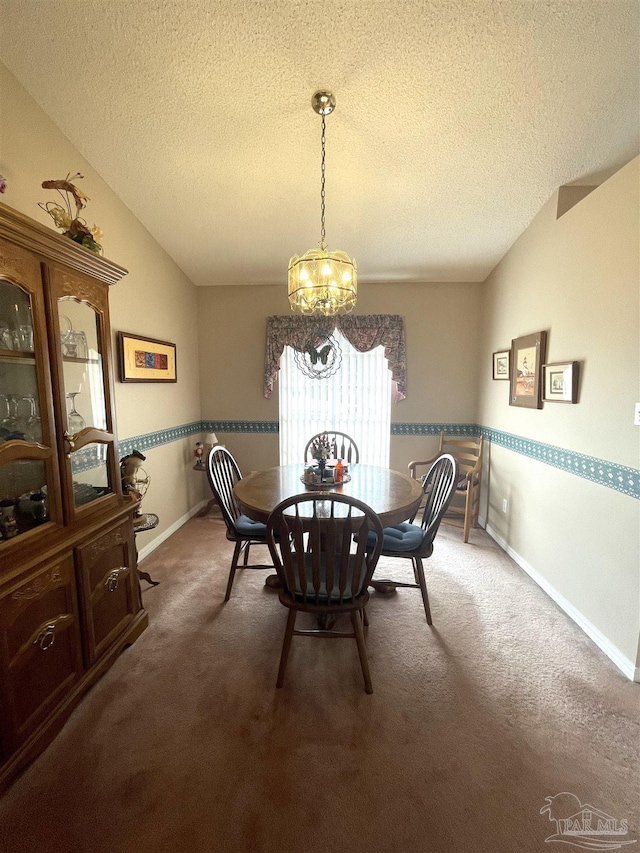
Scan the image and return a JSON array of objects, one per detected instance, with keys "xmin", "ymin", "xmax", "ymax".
[
  {"xmin": 287, "ymin": 90, "xmax": 356, "ymax": 317},
  {"xmin": 320, "ymin": 113, "xmax": 326, "ymax": 249}
]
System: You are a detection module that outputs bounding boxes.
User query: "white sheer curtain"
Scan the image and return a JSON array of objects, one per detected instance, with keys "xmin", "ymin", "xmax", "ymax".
[{"xmin": 279, "ymin": 330, "xmax": 392, "ymax": 466}]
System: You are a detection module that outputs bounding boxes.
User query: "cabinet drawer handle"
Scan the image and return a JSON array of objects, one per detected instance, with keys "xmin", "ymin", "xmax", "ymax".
[
  {"xmin": 35, "ymin": 624, "xmax": 57, "ymax": 651},
  {"xmin": 106, "ymin": 568, "xmax": 126, "ymax": 591}
]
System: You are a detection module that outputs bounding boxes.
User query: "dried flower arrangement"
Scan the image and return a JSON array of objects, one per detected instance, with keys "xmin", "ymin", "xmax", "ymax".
[
  {"xmin": 309, "ymin": 432, "xmax": 332, "ymax": 462},
  {"xmin": 39, "ymin": 172, "xmax": 103, "ymax": 254}
]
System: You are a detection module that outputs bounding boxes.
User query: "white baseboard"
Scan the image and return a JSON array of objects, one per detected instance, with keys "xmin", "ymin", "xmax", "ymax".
[
  {"xmin": 484, "ymin": 521, "xmax": 639, "ymax": 683},
  {"xmin": 137, "ymin": 500, "xmax": 207, "ymax": 563}
]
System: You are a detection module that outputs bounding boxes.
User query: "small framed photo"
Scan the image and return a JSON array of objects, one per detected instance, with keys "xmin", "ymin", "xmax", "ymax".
[
  {"xmin": 492, "ymin": 350, "xmax": 510, "ymax": 380},
  {"xmin": 118, "ymin": 331, "xmax": 177, "ymax": 383},
  {"xmin": 542, "ymin": 361, "xmax": 579, "ymax": 403},
  {"xmin": 509, "ymin": 331, "xmax": 547, "ymax": 409}
]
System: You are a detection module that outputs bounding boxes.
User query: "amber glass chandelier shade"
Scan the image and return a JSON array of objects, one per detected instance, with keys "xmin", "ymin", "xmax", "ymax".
[{"xmin": 288, "ymin": 248, "xmax": 357, "ymax": 316}]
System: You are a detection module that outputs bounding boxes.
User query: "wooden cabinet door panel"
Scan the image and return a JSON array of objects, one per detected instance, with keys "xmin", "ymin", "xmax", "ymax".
[
  {"xmin": 76, "ymin": 520, "xmax": 138, "ymax": 664},
  {"xmin": 0, "ymin": 555, "xmax": 83, "ymax": 749},
  {"xmin": 45, "ymin": 263, "xmax": 121, "ymax": 524},
  {"xmin": 0, "ymin": 236, "xmax": 64, "ymax": 563}
]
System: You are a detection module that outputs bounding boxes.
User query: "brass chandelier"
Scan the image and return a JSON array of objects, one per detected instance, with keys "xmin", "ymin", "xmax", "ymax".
[{"xmin": 288, "ymin": 91, "xmax": 357, "ymax": 316}]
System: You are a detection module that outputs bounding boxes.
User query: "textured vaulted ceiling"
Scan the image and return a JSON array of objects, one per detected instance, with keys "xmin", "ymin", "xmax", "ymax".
[{"xmin": 0, "ymin": 1, "xmax": 638, "ymax": 285}]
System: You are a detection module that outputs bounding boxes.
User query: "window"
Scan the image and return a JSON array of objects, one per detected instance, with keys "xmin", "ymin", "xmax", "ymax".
[{"xmin": 279, "ymin": 330, "xmax": 392, "ymax": 466}]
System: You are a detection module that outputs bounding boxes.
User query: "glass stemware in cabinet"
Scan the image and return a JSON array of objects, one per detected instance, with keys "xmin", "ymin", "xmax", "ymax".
[
  {"xmin": 16, "ymin": 324, "xmax": 34, "ymax": 352},
  {"xmin": 0, "ymin": 326, "xmax": 17, "ymax": 350},
  {"xmin": 59, "ymin": 314, "xmax": 75, "ymax": 357},
  {"xmin": 66, "ymin": 392, "xmax": 86, "ymax": 433},
  {"xmin": 0, "ymin": 283, "xmax": 34, "ymax": 353},
  {"xmin": 72, "ymin": 330, "xmax": 89, "ymax": 359},
  {"xmin": 23, "ymin": 396, "xmax": 42, "ymax": 443},
  {"xmin": 9, "ymin": 299, "xmax": 33, "ymax": 353},
  {"xmin": 2, "ymin": 395, "xmax": 25, "ymax": 439},
  {"xmin": 0, "ymin": 396, "xmax": 10, "ymax": 440},
  {"xmin": 59, "ymin": 314, "xmax": 88, "ymax": 360}
]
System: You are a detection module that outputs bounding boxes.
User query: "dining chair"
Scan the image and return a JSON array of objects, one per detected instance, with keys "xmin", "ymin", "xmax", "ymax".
[
  {"xmin": 266, "ymin": 493, "xmax": 384, "ymax": 694},
  {"xmin": 409, "ymin": 433, "xmax": 483, "ymax": 543},
  {"xmin": 206, "ymin": 445, "xmax": 272, "ymax": 601},
  {"xmin": 304, "ymin": 431, "xmax": 360, "ymax": 464},
  {"xmin": 368, "ymin": 453, "xmax": 458, "ymax": 624}
]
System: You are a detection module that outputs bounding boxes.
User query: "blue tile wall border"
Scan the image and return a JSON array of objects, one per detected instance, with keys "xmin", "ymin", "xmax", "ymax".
[
  {"xmin": 118, "ymin": 421, "xmax": 202, "ymax": 459},
  {"xmin": 391, "ymin": 422, "xmax": 477, "ymax": 436},
  {"xmin": 479, "ymin": 426, "xmax": 639, "ymax": 500},
  {"xmin": 201, "ymin": 420, "xmax": 279, "ymax": 434},
  {"xmin": 70, "ymin": 445, "xmax": 107, "ymax": 474},
  {"xmin": 115, "ymin": 420, "xmax": 639, "ymax": 500}
]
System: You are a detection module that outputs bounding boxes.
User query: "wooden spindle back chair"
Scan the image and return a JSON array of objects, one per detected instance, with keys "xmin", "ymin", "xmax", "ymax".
[
  {"xmin": 409, "ymin": 433, "xmax": 483, "ymax": 543},
  {"xmin": 266, "ymin": 493, "xmax": 383, "ymax": 693},
  {"xmin": 304, "ymin": 431, "xmax": 360, "ymax": 464},
  {"xmin": 206, "ymin": 445, "xmax": 271, "ymax": 601},
  {"xmin": 372, "ymin": 453, "xmax": 458, "ymax": 624}
]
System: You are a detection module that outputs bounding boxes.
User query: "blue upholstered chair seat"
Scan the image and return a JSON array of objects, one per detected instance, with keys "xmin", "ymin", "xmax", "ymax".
[
  {"xmin": 234, "ymin": 514, "xmax": 267, "ymax": 537},
  {"xmin": 366, "ymin": 521, "xmax": 425, "ymax": 553}
]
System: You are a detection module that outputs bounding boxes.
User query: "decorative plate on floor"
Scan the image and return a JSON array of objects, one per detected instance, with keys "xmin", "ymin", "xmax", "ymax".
[{"xmin": 300, "ymin": 473, "xmax": 351, "ymax": 490}]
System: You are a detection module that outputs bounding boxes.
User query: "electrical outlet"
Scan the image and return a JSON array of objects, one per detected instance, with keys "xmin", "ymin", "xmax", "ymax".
[
  {"xmin": 502, "ymin": 498, "xmax": 508, "ymax": 513},
  {"xmin": 634, "ymin": 403, "xmax": 640, "ymax": 426}
]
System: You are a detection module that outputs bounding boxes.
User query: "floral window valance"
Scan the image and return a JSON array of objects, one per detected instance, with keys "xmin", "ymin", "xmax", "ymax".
[{"xmin": 264, "ymin": 314, "xmax": 407, "ymax": 401}]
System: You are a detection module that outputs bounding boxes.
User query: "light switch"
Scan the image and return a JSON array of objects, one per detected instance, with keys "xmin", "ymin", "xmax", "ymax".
[{"xmin": 635, "ymin": 403, "xmax": 640, "ymax": 426}]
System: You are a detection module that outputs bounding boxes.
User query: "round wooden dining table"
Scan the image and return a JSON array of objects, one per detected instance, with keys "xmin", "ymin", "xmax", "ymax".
[{"xmin": 234, "ymin": 463, "xmax": 423, "ymax": 527}]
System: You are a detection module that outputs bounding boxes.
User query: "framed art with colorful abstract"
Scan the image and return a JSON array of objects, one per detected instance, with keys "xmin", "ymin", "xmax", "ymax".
[{"xmin": 118, "ymin": 331, "xmax": 177, "ymax": 383}]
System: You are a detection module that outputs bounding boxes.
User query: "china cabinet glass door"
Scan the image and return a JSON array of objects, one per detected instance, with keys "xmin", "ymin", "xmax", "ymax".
[
  {"xmin": 0, "ymin": 274, "xmax": 60, "ymax": 544},
  {"xmin": 57, "ymin": 295, "xmax": 116, "ymax": 513}
]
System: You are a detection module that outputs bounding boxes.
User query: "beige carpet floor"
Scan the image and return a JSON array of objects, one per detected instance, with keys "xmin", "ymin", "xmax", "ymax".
[{"xmin": 0, "ymin": 516, "xmax": 637, "ymax": 853}]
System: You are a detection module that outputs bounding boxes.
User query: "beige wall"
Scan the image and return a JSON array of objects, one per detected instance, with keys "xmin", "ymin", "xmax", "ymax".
[
  {"xmin": 197, "ymin": 280, "xmax": 483, "ymax": 474},
  {"xmin": 0, "ymin": 63, "xmax": 204, "ymax": 542},
  {"xmin": 477, "ymin": 157, "xmax": 640, "ymax": 667}
]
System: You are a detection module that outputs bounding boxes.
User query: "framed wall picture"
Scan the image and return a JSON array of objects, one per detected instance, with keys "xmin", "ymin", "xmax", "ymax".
[
  {"xmin": 118, "ymin": 331, "xmax": 177, "ymax": 382},
  {"xmin": 492, "ymin": 350, "xmax": 510, "ymax": 380},
  {"xmin": 509, "ymin": 331, "xmax": 547, "ymax": 408},
  {"xmin": 542, "ymin": 361, "xmax": 579, "ymax": 403}
]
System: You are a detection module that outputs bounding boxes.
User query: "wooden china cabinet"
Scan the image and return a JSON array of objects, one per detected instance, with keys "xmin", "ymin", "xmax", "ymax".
[{"xmin": 0, "ymin": 202, "xmax": 147, "ymax": 791}]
